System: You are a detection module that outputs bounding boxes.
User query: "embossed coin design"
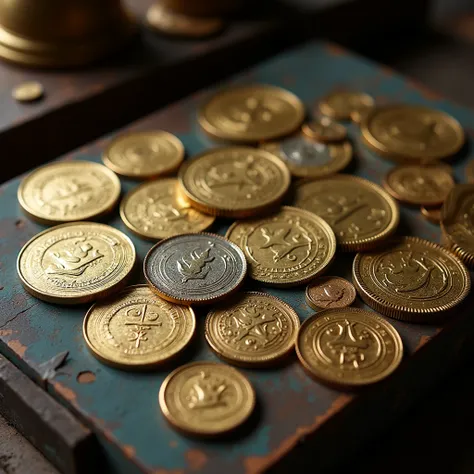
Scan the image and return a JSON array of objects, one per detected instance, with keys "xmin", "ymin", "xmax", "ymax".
[
  {"xmin": 18, "ymin": 161, "xmax": 121, "ymax": 224},
  {"xmin": 120, "ymin": 178, "xmax": 214, "ymax": 240},
  {"xmin": 226, "ymin": 206, "xmax": 336, "ymax": 286},
  {"xmin": 305, "ymin": 276, "xmax": 356, "ymax": 310},
  {"xmin": 159, "ymin": 361, "xmax": 255, "ymax": 436},
  {"xmin": 296, "ymin": 308, "xmax": 403, "ymax": 388},
  {"xmin": 199, "ymin": 85, "xmax": 305, "ymax": 142},
  {"xmin": 144, "ymin": 233, "xmax": 247, "ymax": 305},
  {"xmin": 17, "ymin": 222, "xmax": 136, "ymax": 304},
  {"xmin": 319, "ymin": 91, "xmax": 375, "ymax": 121},
  {"xmin": 361, "ymin": 105, "xmax": 464, "ymax": 162},
  {"xmin": 205, "ymin": 292, "xmax": 300, "ymax": 366},
  {"xmin": 465, "ymin": 161, "xmax": 474, "ymax": 183},
  {"xmin": 293, "ymin": 175, "xmax": 399, "ymax": 251},
  {"xmin": 178, "ymin": 147, "xmax": 291, "ymax": 217},
  {"xmin": 420, "ymin": 205, "xmax": 442, "ymax": 225},
  {"xmin": 83, "ymin": 285, "xmax": 195, "ymax": 369},
  {"xmin": 12, "ymin": 81, "xmax": 44, "ymax": 102},
  {"xmin": 353, "ymin": 236, "xmax": 470, "ymax": 322},
  {"xmin": 301, "ymin": 117, "xmax": 347, "ymax": 142},
  {"xmin": 103, "ymin": 131, "xmax": 184, "ymax": 179}
]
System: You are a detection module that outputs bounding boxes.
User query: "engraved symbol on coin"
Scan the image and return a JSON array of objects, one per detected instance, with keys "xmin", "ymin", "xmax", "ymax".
[
  {"xmin": 306, "ymin": 277, "xmax": 356, "ymax": 310},
  {"xmin": 125, "ymin": 305, "xmax": 162, "ymax": 349},
  {"xmin": 42, "ymin": 178, "xmax": 95, "ymax": 215},
  {"xmin": 177, "ymin": 244, "xmax": 215, "ymax": 282},
  {"xmin": 187, "ymin": 371, "xmax": 228, "ymax": 409},
  {"xmin": 228, "ymin": 97, "xmax": 275, "ymax": 131},
  {"xmin": 259, "ymin": 223, "xmax": 312, "ymax": 262},
  {"xmin": 207, "ymin": 158, "xmax": 260, "ymax": 193}
]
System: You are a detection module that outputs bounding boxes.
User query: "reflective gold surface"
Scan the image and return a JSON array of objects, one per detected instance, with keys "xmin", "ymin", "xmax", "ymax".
[
  {"xmin": 301, "ymin": 117, "xmax": 347, "ymax": 142},
  {"xmin": 12, "ymin": 81, "xmax": 44, "ymax": 102},
  {"xmin": 305, "ymin": 276, "xmax": 356, "ymax": 310},
  {"xmin": 319, "ymin": 91, "xmax": 374, "ymax": 121}
]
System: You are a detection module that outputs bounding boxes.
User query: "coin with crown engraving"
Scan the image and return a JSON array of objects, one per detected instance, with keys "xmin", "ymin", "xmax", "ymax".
[
  {"xmin": 144, "ymin": 233, "xmax": 247, "ymax": 305},
  {"xmin": 305, "ymin": 276, "xmax": 356, "ymax": 310},
  {"xmin": 319, "ymin": 91, "xmax": 375, "ymax": 121}
]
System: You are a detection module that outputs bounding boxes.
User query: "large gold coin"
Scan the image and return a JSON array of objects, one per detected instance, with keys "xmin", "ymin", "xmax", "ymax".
[
  {"xmin": 319, "ymin": 91, "xmax": 375, "ymax": 121},
  {"xmin": 159, "ymin": 361, "xmax": 255, "ymax": 436},
  {"xmin": 18, "ymin": 161, "xmax": 120, "ymax": 225},
  {"xmin": 120, "ymin": 178, "xmax": 215, "ymax": 240},
  {"xmin": 199, "ymin": 85, "xmax": 305, "ymax": 142},
  {"xmin": 83, "ymin": 285, "xmax": 195, "ymax": 369},
  {"xmin": 296, "ymin": 308, "xmax": 403, "ymax": 388},
  {"xmin": 17, "ymin": 222, "xmax": 136, "ymax": 304},
  {"xmin": 293, "ymin": 175, "xmax": 399, "ymax": 251},
  {"xmin": 353, "ymin": 236, "xmax": 470, "ymax": 322},
  {"xmin": 205, "ymin": 291, "xmax": 300, "ymax": 367},
  {"xmin": 178, "ymin": 147, "xmax": 291, "ymax": 218},
  {"xmin": 226, "ymin": 206, "xmax": 336, "ymax": 286},
  {"xmin": 361, "ymin": 105, "xmax": 464, "ymax": 162}
]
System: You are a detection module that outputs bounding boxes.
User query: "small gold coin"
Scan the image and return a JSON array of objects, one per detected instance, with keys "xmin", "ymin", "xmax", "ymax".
[
  {"xmin": 83, "ymin": 285, "xmax": 195, "ymax": 369},
  {"xmin": 301, "ymin": 117, "xmax": 347, "ymax": 142},
  {"xmin": 159, "ymin": 361, "xmax": 255, "ymax": 436},
  {"xmin": 120, "ymin": 178, "xmax": 215, "ymax": 240},
  {"xmin": 353, "ymin": 236, "xmax": 470, "ymax": 322},
  {"xmin": 293, "ymin": 175, "xmax": 399, "ymax": 251},
  {"xmin": 465, "ymin": 160, "xmax": 474, "ymax": 183},
  {"xmin": 296, "ymin": 308, "xmax": 403, "ymax": 388},
  {"xmin": 12, "ymin": 81, "xmax": 44, "ymax": 102},
  {"xmin": 199, "ymin": 85, "xmax": 305, "ymax": 142},
  {"xmin": 18, "ymin": 161, "xmax": 121, "ymax": 225},
  {"xmin": 226, "ymin": 206, "xmax": 336, "ymax": 286},
  {"xmin": 361, "ymin": 105, "xmax": 464, "ymax": 162},
  {"xmin": 420, "ymin": 205, "xmax": 441, "ymax": 225},
  {"xmin": 178, "ymin": 147, "xmax": 291, "ymax": 218},
  {"xmin": 319, "ymin": 91, "xmax": 375, "ymax": 121},
  {"xmin": 103, "ymin": 131, "xmax": 184, "ymax": 179},
  {"xmin": 305, "ymin": 276, "xmax": 356, "ymax": 310},
  {"xmin": 205, "ymin": 291, "xmax": 300, "ymax": 367},
  {"xmin": 350, "ymin": 104, "xmax": 374, "ymax": 124},
  {"xmin": 17, "ymin": 222, "xmax": 136, "ymax": 304}
]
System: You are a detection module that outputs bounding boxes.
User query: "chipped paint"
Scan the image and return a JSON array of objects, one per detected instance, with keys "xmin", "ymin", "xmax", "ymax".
[
  {"xmin": 415, "ymin": 335, "xmax": 432, "ymax": 351},
  {"xmin": 185, "ymin": 450, "xmax": 207, "ymax": 471},
  {"xmin": 0, "ymin": 329, "xmax": 13, "ymax": 337},
  {"xmin": 123, "ymin": 445, "xmax": 136, "ymax": 459},
  {"xmin": 51, "ymin": 381, "xmax": 77, "ymax": 404},
  {"xmin": 7, "ymin": 339, "xmax": 27, "ymax": 357}
]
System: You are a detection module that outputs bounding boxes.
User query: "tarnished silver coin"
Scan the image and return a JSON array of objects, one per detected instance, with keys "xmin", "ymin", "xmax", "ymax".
[{"xmin": 144, "ymin": 233, "xmax": 247, "ymax": 305}]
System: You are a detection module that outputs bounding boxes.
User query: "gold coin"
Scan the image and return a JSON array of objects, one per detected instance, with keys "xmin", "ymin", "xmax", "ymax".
[
  {"xmin": 301, "ymin": 117, "xmax": 347, "ymax": 142},
  {"xmin": 350, "ymin": 104, "xmax": 374, "ymax": 124},
  {"xmin": 296, "ymin": 308, "xmax": 403, "ymax": 388},
  {"xmin": 205, "ymin": 291, "xmax": 300, "ymax": 367},
  {"xmin": 319, "ymin": 91, "xmax": 375, "ymax": 121},
  {"xmin": 293, "ymin": 175, "xmax": 399, "ymax": 251},
  {"xmin": 83, "ymin": 285, "xmax": 195, "ymax": 369},
  {"xmin": 178, "ymin": 147, "xmax": 291, "ymax": 217},
  {"xmin": 199, "ymin": 85, "xmax": 305, "ymax": 142},
  {"xmin": 159, "ymin": 361, "xmax": 255, "ymax": 436},
  {"xmin": 420, "ymin": 205, "xmax": 441, "ymax": 225},
  {"xmin": 353, "ymin": 236, "xmax": 470, "ymax": 322},
  {"xmin": 383, "ymin": 164, "xmax": 454, "ymax": 206},
  {"xmin": 226, "ymin": 206, "xmax": 336, "ymax": 286},
  {"xmin": 120, "ymin": 178, "xmax": 215, "ymax": 240},
  {"xmin": 305, "ymin": 276, "xmax": 356, "ymax": 310},
  {"xmin": 17, "ymin": 222, "xmax": 136, "ymax": 304},
  {"xmin": 103, "ymin": 131, "xmax": 184, "ymax": 179},
  {"xmin": 361, "ymin": 105, "xmax": 464, "ymax": 162},
  {"xmin": 18, "ymin": 161, "xmax": 121, "ymax": 225},
  {"xmin": 12, "ymin": 81, "xmax": 44, "ymax": 102},
  {"xmin": 465, "ymin": 160, "xmax": 474, "ymax": 183}
]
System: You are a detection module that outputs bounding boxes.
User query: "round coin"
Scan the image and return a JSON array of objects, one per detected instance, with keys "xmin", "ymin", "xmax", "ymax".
[
  {"xmin": 465, "ymin": 160, "xmax": 474, "ymax": 183},
  {"xmin": 12, "ymin": 81, "xmax": 44, "ymax": 102},
  {"xmin": 103, "ymin": 131, "xmax": 184, "ymax": 179},
  {"xmin": 296, "ymin": 308, "xmax": 403, "ymax": 388},
  {"xmin": 178, "ymin": 147, "xmax": 291, "ymax": 217},
  {"xmin": 205, "ymin": 291, "xmax": 300, "ymax": 367},
  {"xmin": 305, "ymin": 276, "xmax": 356, "ymax": 310},
  {"xmin": 83, "ymin": 285, "xmax": 195, "ymax": 369},
  {"xmin": 199, "ymin": 85, "xmax": 305, "ymax": 142},
  {"xmin": 17, "ymin": 222, "xmax": 136, "ymax": 304},
  {"xmin": 144, "ymin": 233, "xmax": 247, "ymax": 305},
  {"xmin": 293, "ymin": 175, "xmax": 399, "ymax": 251},
  {"xmin": 319, "ymin": 91, "xmax": 375, "ymax": 121},
  {"xmin": 301, "ymin": 117, "xmax": 347, "ymax": 142},
  {"xmin": 159, "ymin": 361, "xmax": 255, "ymax": 436},
  {"xmin": 420, "ymin": 205, "xmax": 441, "ymax": 225},
  {"xmin": 352, "ymin": 236, "xmax": 470, "ymax": 322},
  {"xmin": 18, "ymin": 161, "xmax": 121, "ymax": 224},
  {"xmin": 226, "ymin": 206, "xmax": 336, "ymax": 286}
]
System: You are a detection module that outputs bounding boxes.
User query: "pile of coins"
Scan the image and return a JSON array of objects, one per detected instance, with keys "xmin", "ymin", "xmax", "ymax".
[{"xmin": 16, "ymin": 84, "xmax": 472, "ymax": 437}]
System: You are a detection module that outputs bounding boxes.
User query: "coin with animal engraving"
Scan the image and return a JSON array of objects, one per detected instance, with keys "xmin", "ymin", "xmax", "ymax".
[
  {"xmin": 293, "ymin": 175, "xmax": 399, "ymax": 251},
  {"xmin": 465, "ymin": 160, "xmax": 474, "ymax": 183},
  {"xmin": 18, "ymin": 161, "xmax": 121, "ymax": 225},
  {"xmin": 301, "ymin": 117, "xmax": 347, "ymax": 142},
  {"xmin": 305, "ymin": 276, "xmax": 356, "ymax": 310},
  {"xmin": 159, "ymin": 361, "xmax": 255, "ymax": 436},
  {"xmin": 319, "ymin": 91, "xmax": 375, "ymax": 121},
  {"xmin": 205, "ymin": 291, "xmax": 300, "ymax": 367},
  {"xmin": 296, "ymin": 308, "xmax": 403, "ymax": 388},
  {"xmin": 144, "ymin": 233, "xmax": 247, "ymax": 305},
  {"xmin": 353, "ymin": 236, "xmax": 470, "ymax": 322},
  {"xmin": 17, "ymin": 222, "xmax": 136, "ymax": 304},
  {"xmin": 12, "ymin": 81, "xmax": 44, "ymax": 102},
  {"xmin": 83, "ymin": 285, "xmax": 195, "ymax": 369}
]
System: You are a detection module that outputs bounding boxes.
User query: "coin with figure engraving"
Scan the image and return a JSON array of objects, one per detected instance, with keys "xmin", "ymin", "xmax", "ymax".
[
  {"xmin": 120, "ymin": 178, "xmax": 215, "ymax": 240},
  {"xmin": 159, "ymin": 361, "xmax": 255, "ymax": 436},
  {"xmin": 199, "ymin": 85, "xmax": 305, "ymax": 142},
  {"xmin": 18, "ymin": 161, "xmax": 121, "ymax": 225},
  {"xmin": 319, "ymin": 91, "xmax": 375, "ymax": 121},
  {"xmin": 465, "ymin": 161, "xmax": 474, "ymax": 183},
  {"xmin": 144, "ymin": 233, "xmax": 247, "ymax": 305},
  {"xmin": 361, "ymin": 105, "xmax": 464, "ymax": 162},
  {"xmin": 205, "ymin": 292, "xmax": 300, "ymax": 366},
  {"xmin": 296, "ymin": 308, "xmax": 403, "ymax": 388},
  {"xmin": 305, "ymin": 276, "xmax": 356, "ymax": 310},
  {"xmin": 353, "ymin": 236, "xmax": 470, "ymax": 322},
  {"xmin": 420, "ymin": 205, "xmax": 441, "ymax": 225},
  {"xmin": 293, "ymin": 175, "xmax": 399, "ymax": 251},
  {"xmin": 301, "ymin": 117, "xmax": 347, "ymax": 142},
  {"xmin": 12, "ymin": 81, "xmax": 44, "ymax": 102},
  {"xmin": 226, "ymin": 206, "xmax": 336, "ymax": 286},
  {"xmin": 83, "ymin": 285, "xmax": 195, "ymax": 369},
  {"xmin": 178, "ymin": 147, "xmax": 291, "ymax": 217},
  {"xmin": 17, "ymin": 222, "xmax": 136, "ymax": 304}
]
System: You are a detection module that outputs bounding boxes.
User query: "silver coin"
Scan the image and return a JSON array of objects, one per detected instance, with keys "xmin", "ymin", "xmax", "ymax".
[
  {"xmin": 281, "ymin": 136, "xmax": 332, "ymax": 166},
  {"xmin": 144, "ymin": 233, "xmax": 247, "ymax": 305}
]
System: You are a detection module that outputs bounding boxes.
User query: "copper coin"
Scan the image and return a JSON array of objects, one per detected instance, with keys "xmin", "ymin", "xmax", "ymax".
[{"xmin": 305, "ymin": 276, "xmax": 357, "ymax": 310}]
